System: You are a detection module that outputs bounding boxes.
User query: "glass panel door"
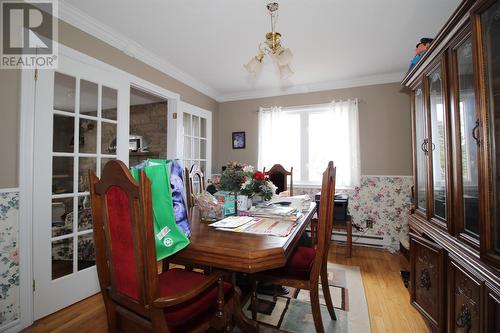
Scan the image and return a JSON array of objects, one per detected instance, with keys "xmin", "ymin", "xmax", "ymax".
[
  {"xmin": 51, "ymin": 74, "xmax": 119, "ymax": 278},
  {"xmin": 33, "ymin": 54, "xmax": 129, "ymax": 319},
  {"xmin": 180, "ymin": 102, "xmax": 212, "ymax": 182},
  {"xmin": 455, "ymin": 37, "xmax": 480, "ymax": 239},
  {"xmin": 414, "ymin": 86, "xmax": 428, "ymax": 212},
  {"xmin": 481, "ymin": 1, "xmax": 500, "ymax": 255},
  {"xmin": 428, "ymin": 66, "xmax": 448, "ymax": 222}
]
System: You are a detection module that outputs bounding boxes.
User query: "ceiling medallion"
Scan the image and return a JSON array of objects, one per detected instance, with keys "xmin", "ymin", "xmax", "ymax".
[{"xmin": 244, "ymin": 2, "xmax": 294, "ymax": 79}]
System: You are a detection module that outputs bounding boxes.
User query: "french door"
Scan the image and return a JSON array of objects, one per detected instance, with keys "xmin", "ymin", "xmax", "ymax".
[
  {"xmin": 179, "ymin": 101, "xmax": 212, "ymax": 181},
  {"xmin": 32, "ymin": 53, "xmax": 129, "ymax": 319}
]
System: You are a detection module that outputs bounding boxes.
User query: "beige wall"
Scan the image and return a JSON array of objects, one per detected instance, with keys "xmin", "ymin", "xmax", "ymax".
[
  {"xmin": 0, "ymin": 70, "xmax": 20, "ymax": 188},
  {"xmin": 216, "ymin": 83, "xmax": 412, "ymax": 176},
  {"xmin": 0, "ymin": 19, "xmax": 218, "ymax": 188}
]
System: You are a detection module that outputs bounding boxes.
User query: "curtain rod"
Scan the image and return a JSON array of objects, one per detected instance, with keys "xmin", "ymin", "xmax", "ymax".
[{"xmin": 257, "ymin": 98, "xmax": 360, "ymax": 112}]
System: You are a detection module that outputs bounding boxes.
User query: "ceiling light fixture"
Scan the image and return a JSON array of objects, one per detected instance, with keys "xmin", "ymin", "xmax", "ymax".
[{"xmin": 244, "ymin": 2, "xmax": 294, "ymax": 79}]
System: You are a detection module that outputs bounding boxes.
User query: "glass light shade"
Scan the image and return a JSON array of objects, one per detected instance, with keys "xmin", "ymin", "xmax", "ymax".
[
  {"xmin": 279, "ymin": 64, "xmax": 293, "ymax": 79},
  {"xmin": 244, "ymin": 56, "xmax": 262, "ymax": 76},
  {"xmin": 276, "ymin": 48, "xmax": 293, "ymax": 66}
]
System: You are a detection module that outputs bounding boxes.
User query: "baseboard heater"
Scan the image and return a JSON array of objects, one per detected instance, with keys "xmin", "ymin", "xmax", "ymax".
[{"xmin": 305, "ymin": 229, "xmax": 385, "ymax": 248}]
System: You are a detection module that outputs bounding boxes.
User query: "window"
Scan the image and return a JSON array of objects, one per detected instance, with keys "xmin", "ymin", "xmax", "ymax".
[{"xmin": 258, "ymin": 100, "xmax": 360, "ymax": 188}]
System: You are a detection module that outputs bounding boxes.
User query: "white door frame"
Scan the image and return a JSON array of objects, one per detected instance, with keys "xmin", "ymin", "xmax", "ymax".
[{"xmin": 16, "ymin": 44, "xmax": 181, "ymax": 331}]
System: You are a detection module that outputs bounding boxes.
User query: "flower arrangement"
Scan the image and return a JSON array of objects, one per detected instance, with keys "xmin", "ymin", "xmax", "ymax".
[{"xmin": 215, "ymin": 161, "xmax": 276, "ymax": 200}]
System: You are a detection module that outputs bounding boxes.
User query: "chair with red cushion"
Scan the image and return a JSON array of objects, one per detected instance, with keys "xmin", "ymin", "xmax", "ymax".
[
  {"xmin": 89, "ymin": 160, "xmax": 234, "ymax": 333},
  {"xmin": 251, "ymin": 161, "xmax": 336, "ymax": 333}
]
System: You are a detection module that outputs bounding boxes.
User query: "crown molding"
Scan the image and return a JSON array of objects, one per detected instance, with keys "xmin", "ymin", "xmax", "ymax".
[
  {"xmin": 217, "ymin": 71, "xmax": 406, "ymax": 102},
  {"xmin": 57, "ymin": 2, "xmax": 220, "ymax": 100}
]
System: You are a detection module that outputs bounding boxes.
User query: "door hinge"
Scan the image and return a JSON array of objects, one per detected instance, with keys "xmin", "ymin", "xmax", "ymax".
[
  {"xmin": 33, "ymin": 279, "xmax": 36, "ymax": 292},
  {"xmin": 172, "ymin": 112, "xmax": 177, "ymax": 119},
  {"xmin": 34, "ymin": 69, "xmax": 39, "ymax": 81}
]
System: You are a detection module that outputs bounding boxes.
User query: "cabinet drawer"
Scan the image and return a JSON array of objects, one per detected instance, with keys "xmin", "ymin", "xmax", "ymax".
[
  {"xmin": 447, "ymin": 258, "xmax": 483, "ymax": 333},
  {"xmin": 410, "ymin": 233, "xmax": 446, "ymax": 332}
]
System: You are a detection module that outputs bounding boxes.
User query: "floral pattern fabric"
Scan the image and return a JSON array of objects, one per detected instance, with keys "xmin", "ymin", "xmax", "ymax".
[
  {"xmin": 0, "ymin": 191, "xmax": 19, "ymax": 327},
  {"xmin": 295, "ymin": 176, "xmax": 413, "ymax": 250}
]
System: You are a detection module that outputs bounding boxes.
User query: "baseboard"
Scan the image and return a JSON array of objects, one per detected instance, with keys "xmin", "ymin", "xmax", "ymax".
[
  {"xmin": 0, "ymin": 319, "xmax": 21, "ymax": 333},
  {"xmin": 306, "ymin": 230, "xmax": 386, "ymax": 248},
  {"xmin": 331, "ymin": 232, "xmax": 386, "ymax": 248}
]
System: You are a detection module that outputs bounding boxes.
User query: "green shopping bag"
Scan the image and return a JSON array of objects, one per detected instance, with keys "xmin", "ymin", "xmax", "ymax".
[{"xmin": 131, "ymin": 159, "xmax": 190, "ymax": 260}]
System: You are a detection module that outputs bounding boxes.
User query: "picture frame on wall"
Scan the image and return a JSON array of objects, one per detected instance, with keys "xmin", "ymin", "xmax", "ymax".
[{"xmin": 232, "ymin": 131, "xmax": 245, "ymax": 149}]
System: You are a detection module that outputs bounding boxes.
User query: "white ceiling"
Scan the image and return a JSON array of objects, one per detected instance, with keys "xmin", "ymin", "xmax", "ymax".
[{"xmin": 62, "ymin": 0, "xmax": 461, "ymax": 101}]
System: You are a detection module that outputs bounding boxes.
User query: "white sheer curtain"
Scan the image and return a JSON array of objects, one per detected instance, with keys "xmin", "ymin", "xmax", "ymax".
[
  {"xmin": 258, "ymin": 100, "xmax": 360, "ymax": 188},
  {"xmin": 324, "ymin": 99, "xmax": 360, "ymax": 187}
]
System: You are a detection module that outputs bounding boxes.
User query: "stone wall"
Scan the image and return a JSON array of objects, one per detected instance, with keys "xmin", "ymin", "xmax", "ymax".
[{"xmin": 129, "ymin": 102, "xmax": 168, "ymax": 157}]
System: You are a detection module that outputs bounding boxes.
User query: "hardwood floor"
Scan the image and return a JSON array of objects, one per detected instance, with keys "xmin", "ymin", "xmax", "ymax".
[
  {"xmin": 23, "ymin": 245, "xmax": 429, "ymax": 333},
  {"xmin": 330, "ymin": 245, "xmax": 429, "ymax": 333}
]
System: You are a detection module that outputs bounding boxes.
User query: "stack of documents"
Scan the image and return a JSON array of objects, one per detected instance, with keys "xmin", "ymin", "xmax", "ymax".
[
  {"xmin": 208, "ymin": 216, "xmax": 255, "ymax": 228},
  {"xmin": 208, "ymin": 216, "xmax": 297, "ymax": 237},
  {"xmin": 249, "ymin": 204, "xmax": 301, "ymax": 221},
  {"xmin": 269, "ymin": 195, "xmax": 312, "ymax": 211}
]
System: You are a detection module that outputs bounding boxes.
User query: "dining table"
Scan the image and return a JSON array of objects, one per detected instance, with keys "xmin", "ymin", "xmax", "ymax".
[{"xmin": 170, "ymin": 202, "xmax": 317, "ymax": 333}]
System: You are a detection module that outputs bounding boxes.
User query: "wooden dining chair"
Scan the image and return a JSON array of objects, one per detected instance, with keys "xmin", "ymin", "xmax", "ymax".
[
  {"xmin": 251, "ymin": 161, "xmax": 336, "ymax": 333},
  {"xmin": 185, "ymin": 164, "xmax": 206, "ymax": 208},
  {"xmin": 89, "ymin": 160, "xmax": 234, "ymax": 333},
  {"xmin": 263, "ymin": 164, "xmax": 293, "ymax": 196}
]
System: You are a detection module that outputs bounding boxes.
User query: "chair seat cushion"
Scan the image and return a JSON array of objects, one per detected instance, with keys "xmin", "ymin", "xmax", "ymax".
[
  {"xmin": 285, "ymin": 245, "xmax": 316, "ymax": 277},
  {"xmin": 263, "ymin": 246, "xmax": 316, "ymax": 280},
  {"xmin": 159, "ymin": 268, "xmax": 233, "ymax": 328}
]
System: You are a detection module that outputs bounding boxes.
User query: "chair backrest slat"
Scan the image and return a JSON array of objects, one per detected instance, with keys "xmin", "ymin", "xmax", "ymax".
[
  {"xmin": 186, "ymin": 164, "xmax": 205, "ymax": 208},
  {"xmin": 310, "ymin": 162, "xmax": 336, "ymax": 281},
  {"xmin": 263, "ymin": 164, "xmax": 293, "ymax": 196}
]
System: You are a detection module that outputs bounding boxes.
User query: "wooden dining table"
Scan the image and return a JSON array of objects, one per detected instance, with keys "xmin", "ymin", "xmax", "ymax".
[{"xmin": 170, "ymin": 202, "xmax": 317, "ymax": 332}]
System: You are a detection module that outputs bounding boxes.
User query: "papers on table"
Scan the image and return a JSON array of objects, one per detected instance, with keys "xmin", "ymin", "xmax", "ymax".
[
  {"xmin": 249, "ymin": 202, "xmax": 303, "ymax": 221},
  {"xmin": 208, "ymin": 216, "xmax": 297, "ymax": 237},
  {"xmin": 208, "ymin": 216, "xmax": 255, "ymax": 228},
  {"xmin": 269, "ymin": 195, "xmax": 312, "ymax": 212}
]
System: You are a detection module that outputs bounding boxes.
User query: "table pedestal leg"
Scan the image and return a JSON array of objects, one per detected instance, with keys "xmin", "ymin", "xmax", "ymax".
[{"xmin": 232, "ymin": 273, "xmax": 259, "ymax": 333}]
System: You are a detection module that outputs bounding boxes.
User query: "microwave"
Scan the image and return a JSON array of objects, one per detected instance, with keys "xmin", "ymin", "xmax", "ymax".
[{"xmin": 129, "ymin": 135, "xmax": 143, "ymax": 152}]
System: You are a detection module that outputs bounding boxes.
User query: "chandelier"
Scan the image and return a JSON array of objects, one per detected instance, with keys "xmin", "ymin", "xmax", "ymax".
[{"xmin": 244, "ymin": 2, "xmax": 294, "ymax": 79}]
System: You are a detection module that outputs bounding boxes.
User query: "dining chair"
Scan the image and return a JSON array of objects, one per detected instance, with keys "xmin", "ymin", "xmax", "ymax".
[
  {"xmin": 89, "ymin": 160, "xmax": 234, "ymax": 333},
  {"xmin": 251, "ymin": 161, "xmax": 336, "ymax": 333},
  {"xmin": 263, "ymin": 164, "xmax": 293, "ymax": 196},
  {"xmin": 185, "ymin": 164, "xmax": 206, "ymax": 208}
]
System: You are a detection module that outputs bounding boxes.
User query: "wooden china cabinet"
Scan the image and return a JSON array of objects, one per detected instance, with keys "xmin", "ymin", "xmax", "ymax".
[{"xmin": 402, "ymin": 0, "xmax": 500, "ymax": 331}]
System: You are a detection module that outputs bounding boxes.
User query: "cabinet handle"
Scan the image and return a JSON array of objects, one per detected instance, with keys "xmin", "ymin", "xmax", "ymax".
[
  {"xmin": 472, "ymin": 119, "xmax": 480, "ymax": 146},
  {"xmin": 421, "ymin": 139, "xmax": 429, "ymax": 154},
  {"xmin": 419, "ymin": 269, "xmax": 431, "ymax": 290},
  {"xmin": 455, "ymin": 304, "xmax": 471, "ymax": 331}
]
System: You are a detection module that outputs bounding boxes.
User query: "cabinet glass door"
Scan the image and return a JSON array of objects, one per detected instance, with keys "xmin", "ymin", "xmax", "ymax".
[
  {"xmin": 481, "ymin": 1, "xmax": 500, "ymax": 255},
  {"xmin": 414, "ymin": 86, "xmax": 428, "ymax": 212},
  {"xmin": 455, "ymin": 37, "xmax": 480, "ymax": 239},
  {"xmin": 428, "ymin": 67, "xmax": 448, "ymax": 222}
]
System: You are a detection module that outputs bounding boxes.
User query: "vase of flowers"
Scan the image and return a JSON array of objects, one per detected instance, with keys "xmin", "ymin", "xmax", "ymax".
[
  {"xmin": 215, "ymin": 162, "xmax": 277, "ymax": 210},
  {"xmin": 240, "ymin": 170, "xmax": 277, "ymax": 202}
]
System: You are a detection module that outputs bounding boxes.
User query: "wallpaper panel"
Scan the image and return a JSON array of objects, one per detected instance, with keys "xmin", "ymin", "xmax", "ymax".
[
  {"xmin": 0, "ymin": 191, "xmax": 19, "ymax": 328},
  {"xmin": 296, "ymin": 175, "xmax": 413, "ymax": 249}
]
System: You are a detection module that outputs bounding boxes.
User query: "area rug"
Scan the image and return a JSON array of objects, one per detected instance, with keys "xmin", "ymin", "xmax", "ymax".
[{"xmin": 241, "ymin": 263, "xmax": 371, "ymax": 333}]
